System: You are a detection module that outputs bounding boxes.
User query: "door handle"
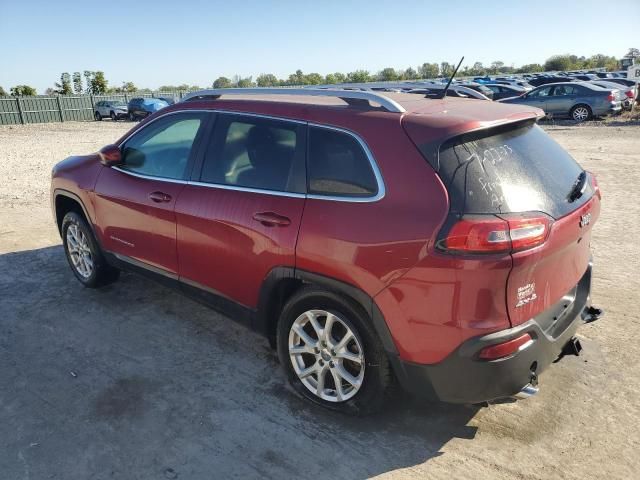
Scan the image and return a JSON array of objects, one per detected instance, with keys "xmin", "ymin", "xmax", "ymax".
[
  {"xmin": 148, "ymin": 191, "xmax": 172, "ymax": 203},
  {"xmin": 253, "ymin": 211, "xmax": 291, "ymax": 227}
]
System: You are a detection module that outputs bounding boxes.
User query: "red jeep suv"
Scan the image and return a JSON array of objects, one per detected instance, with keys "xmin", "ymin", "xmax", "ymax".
[{"xmin": 51, "ymin": 88, "xmax": 603, "ymax": 414}]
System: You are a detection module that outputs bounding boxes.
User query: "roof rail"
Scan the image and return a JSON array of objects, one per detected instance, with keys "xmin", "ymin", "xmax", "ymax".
[{"xmin": 181, "ymin": 88, "xmax": 406, "ymax": 113}]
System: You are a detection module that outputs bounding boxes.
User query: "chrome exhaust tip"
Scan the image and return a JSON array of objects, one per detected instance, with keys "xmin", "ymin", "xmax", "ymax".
[{"xmin": 513, "ymin": 383, "xmax": 539, "ymax": 400}]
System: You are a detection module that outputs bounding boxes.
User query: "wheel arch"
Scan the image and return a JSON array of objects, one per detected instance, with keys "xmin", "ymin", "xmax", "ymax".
[
  {"xmin": 256, "ymin": 268, "xmax": 398, "ymax": 356},
  {"xmin": 54, "ymin": 190, "xmax": 92, "ymax": 236}
]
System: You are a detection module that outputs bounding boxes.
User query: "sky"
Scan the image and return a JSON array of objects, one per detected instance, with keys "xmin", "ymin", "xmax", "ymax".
[{"xmin": 1, "ymin": 0, "xmax": 638, "ymax": 93}]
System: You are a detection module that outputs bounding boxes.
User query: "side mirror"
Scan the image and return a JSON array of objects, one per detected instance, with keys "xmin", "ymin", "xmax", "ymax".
[{"xmin": 98, "ymin": 144, "xmax": 122, "ymax": 166}]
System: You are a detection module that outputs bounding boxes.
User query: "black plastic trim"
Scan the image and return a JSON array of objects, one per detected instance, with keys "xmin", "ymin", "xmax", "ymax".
[{"xmin": 393, "ymin": 263, "xmax": 595, "ymax": 403}]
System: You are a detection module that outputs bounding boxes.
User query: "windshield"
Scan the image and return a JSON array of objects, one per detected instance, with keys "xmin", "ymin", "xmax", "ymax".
[{"xmin": 437, "ymin": 122, "xmax": 594, "ymax": 218}]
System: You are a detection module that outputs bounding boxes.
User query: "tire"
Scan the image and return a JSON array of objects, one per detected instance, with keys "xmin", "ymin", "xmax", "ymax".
[
  {"xmin": 129, "ymin": 112, "xmax": 136, "ymax": 121},
  {"xmin": 61, "ymin": 212, "xmax": 119, "ymax": 288},
  {"xmin": 570, "ymin": 104, "xmax": 592, "ymax": 122},
  {"xmin": 110, "ymin": 111, "xmax": 117, "ymax": 121},
  {"xmin": 277, "ymin": 287, "xmax": 393, "ymax": 415},
  {"xmin": 94, "ymin": 111, "xmax": 102, "ymax": 121}
]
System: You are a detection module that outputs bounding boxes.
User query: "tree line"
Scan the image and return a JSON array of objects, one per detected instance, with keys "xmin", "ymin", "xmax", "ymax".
[{"xmin": 1, "ymin": 49, "xmax": 638, "ymax": 97}]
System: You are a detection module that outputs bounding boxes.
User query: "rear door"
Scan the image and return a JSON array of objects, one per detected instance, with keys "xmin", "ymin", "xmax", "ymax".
[
  {"xmin": 93, "ymin": 111, "xmax": 210, "ymax": 274},
  {"xmin": 175, "ymin": 113, "xmax": 306, "ymax": 310},
  {"xmin": 548, "ymin": 85, "xmax": 579, "ymax": 116},
  {"xmin": 433, "ymin": 122, "xmax": 599, "ymax": 326}
]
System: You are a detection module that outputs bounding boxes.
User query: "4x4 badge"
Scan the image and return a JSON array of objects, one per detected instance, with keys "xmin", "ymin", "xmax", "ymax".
[{"xmin": 580, "ymin": 212, "xmax": 592, "ymax": 228}]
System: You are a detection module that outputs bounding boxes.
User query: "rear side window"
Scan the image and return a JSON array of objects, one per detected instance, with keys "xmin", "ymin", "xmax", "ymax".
[
  {"xmin": 307, "ymin": 126, "xmax": 378, "ymax": 197},
  {"xmin": 200, "ymin": 114, "xmax": 305, "ymax": 193},
  {"xmin": 437, "ymin": 123, "xmax": 592, "ymax": 218}
]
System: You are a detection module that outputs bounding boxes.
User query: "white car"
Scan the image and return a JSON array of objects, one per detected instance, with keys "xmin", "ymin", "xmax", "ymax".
[{"xmin": 94, "ymin": 100, "xmax": 128, "ymax": 121}]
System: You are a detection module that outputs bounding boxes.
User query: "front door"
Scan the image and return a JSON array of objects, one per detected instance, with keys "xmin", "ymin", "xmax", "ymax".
[
  {"xmin": 175, "ymin": 113, "xmax": 307, "ymax": 309},
  {"xmin": 93, "ymin": 111, "xmax": 211, "ymax": 275}
]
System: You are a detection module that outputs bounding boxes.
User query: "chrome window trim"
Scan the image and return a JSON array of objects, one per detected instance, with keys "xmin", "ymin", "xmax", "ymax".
[{"xmin": 111, "ymin": 109, "xmax": 386, "ymax": 203}]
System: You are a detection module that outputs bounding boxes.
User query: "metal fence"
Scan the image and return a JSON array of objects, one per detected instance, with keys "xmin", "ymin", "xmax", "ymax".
[{"xmin": 0, "ymin": 91, "xmax": 191, "ymax": 125}]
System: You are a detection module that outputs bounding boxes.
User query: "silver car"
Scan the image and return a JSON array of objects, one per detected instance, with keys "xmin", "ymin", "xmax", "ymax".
[
  {"xmin": 588, "ymin": 80, "xmax": 635, "ymax": 110},
  {"xmin": 94, "ymin": 100, "xmax": 128, "ymax": 121}
]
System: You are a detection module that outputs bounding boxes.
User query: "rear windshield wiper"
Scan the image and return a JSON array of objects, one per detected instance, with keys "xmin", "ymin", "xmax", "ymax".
[{"xmin": 567, "ymin": 171, "xmax": 587, "ymax": 203}]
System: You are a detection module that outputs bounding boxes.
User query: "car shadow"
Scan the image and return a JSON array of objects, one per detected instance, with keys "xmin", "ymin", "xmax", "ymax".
[{"xmin": 0, "ymin": 245, "xmax": 480, "ymax": 479}]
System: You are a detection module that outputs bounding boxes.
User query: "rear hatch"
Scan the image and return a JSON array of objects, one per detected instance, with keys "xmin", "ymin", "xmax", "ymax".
[{"xmin": 406, "ymin": 118, "xmax": 600, "ymax": 326}]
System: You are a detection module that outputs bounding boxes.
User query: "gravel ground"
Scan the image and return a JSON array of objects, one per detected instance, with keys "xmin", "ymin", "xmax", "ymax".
[{"xmin": 0, "ymin": 121, "xmax": 638, "ymax": 479}]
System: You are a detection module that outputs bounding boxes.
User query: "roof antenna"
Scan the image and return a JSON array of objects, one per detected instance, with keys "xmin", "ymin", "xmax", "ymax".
[{"xmin": 436, "ymin": 56, "xmax": 464, "ymax": 99}]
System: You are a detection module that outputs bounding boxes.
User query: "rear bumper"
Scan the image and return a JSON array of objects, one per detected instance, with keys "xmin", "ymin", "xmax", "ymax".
[{"xmin": 391, "ymin": 263, "xmax": 599, "ymax": 404}]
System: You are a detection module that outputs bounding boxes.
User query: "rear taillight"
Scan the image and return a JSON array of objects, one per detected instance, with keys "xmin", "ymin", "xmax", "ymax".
[
  {"xmin": 478, "ymin": 333, "xmax": 533, "ymax": 360},
  {"xmin": 625, "ymin": 91, "xmax": 634, "ymax": 98},
  {"xmin": 588, "ymin": 171, "xmax": 601, "ymax": 199},
  {"xmin": 607, "ymin": 92, "xmax": 616, "ymax": 102},
  {"xmin": 439, "ymin": 213, "xmax": 552, "ymax": 255}
]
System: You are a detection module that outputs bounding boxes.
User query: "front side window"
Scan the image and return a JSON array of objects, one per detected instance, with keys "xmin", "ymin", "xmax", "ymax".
[
  {"xmin": 529, "ymin": 86, "xmax": 552, "ymax": 98},
  {"xmin": 120, "ymin": 112, "xmax": 207, "ymax": 180},
  {"xmin": 200, "ymin": 114, "xmax": 304, "ymax": 193},
  {"xmin": 307, "ymin": 126, "xmax": 378, "ymax": 197}
]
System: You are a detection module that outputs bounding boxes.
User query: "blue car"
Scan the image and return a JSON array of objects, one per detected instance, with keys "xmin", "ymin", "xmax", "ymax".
[
  {"xmin": 499, "ymin": 82, "xmax": 622, "ymax": 121},
  {"xmin": 127, "ymin": 97, "xmax": 169, "ymax": 121}
]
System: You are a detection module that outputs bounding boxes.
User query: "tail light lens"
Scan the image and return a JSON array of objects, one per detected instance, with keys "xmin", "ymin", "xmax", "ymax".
[
  {"xmin": 439, "ymin": 213, "xmax": 552, "ymax": 255},
  {"xmin": 607, "ymin": 92, "xmax": 616, "ymax": 102},
  {"xmin": 478, "ymin": 333, "xmax": 533, "ymax": 360},
  {"xmin": 625, "ymin": 91, "xmax": 634, "ymax": 98}
]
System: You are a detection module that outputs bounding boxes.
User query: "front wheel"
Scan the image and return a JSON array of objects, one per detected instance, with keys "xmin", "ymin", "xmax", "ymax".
[
  {"xmin": 110, "ymin": 111, "xmax": 117, "ymax": 121},
  {"xmin": 277, "ymin": 287, "xmax": 393, "ymax": 415},
  {"xmin": 94, "ymin": 111, "xmax": 102, "ymax": 121},
  {"xmin": 129, "ymin": 112, "xmax": 136, "ymax": 121},
  {"xmin": 61, "ymin": 212, "xmax": 119, "ymax": 288},
  {"xmin": 571, "ymin": 104, "xmax": 592, "ymax": 122}
]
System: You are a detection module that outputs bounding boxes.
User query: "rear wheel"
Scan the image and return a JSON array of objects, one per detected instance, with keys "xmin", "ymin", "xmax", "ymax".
[
  {"xmin": 277, "ymin": 287, "xmax": 393, "ymax": 415},
  {"xmin": 94, "ymin": 111, "xmax": 102, "ymax": 121},
  {"xmin": 61, "ymin": 212, "xmax": 119, "ymax": 288},
  {"xmin": 129, "ymin": 112, "xmax": 135, "ymax": 121},
  {"xmin": 110, "ymin": 111, "xmax": 117, "ymax": 121},
  {"xmin": 571, "ymin": 104, "xmax": 591, "ymax": 122}
]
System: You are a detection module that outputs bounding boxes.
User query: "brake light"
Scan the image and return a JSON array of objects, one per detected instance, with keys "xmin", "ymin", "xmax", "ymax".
[
  {"xmin": 625, "ymin": 90, "xmax": 634, "ymax": 98},
  {"xmin": 440, "ymin": 213, "xmax": 552, "ymax": 254},
  {"xmin": 478, "ymin": 333, "xmax": 533, "ymax": 360},
  {"xmin": 607, "ymin": 92, "xmax": 616, "ymax": 102}
]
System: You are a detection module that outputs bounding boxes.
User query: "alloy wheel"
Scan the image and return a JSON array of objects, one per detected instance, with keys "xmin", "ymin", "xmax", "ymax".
[
  {"xmin": 288, "ymin": 309, "xmax": 365, "ymax": 402},
  {"xmin": 573, "ymin": 106, "xmax": 589, "ymax": 122},
  {"xmin": 66, "ymin": 224, "xmax": 93, "ymax": 278}
]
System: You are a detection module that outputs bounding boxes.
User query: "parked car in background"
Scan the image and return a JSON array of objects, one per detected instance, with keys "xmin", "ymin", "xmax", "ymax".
[
  {"xmin": 601, "ymin": 78, "xmax": 639, "ymax": 103},
  {"xmin": 51, "ymin": 87, "xmax": 603, "ymax": 414},
  {"xmin": 94, "ymin": 100, "xmax": 128, "ymax": 121},
  {"xmin": 499, "ymin": 82, "xmax": 621, "ymax": 121},
  {"xmin": 571, "ymin": 74, "xmax": 599, "ymax": 81},
  {"xmin": 485, "ymin": 83, "xmax": 528, "ymax": 100},
  {"xmin": 494, "ymin": 79, "xmax": 534, "ymax": 91},
  {"xmin": 588, "ymin": 80, "xmax": 635, "ymax": 110},
  {"xmin": 408, "ymin": 85, "xmax": 490, "ymax": 100},
  {"xmin": 457, "ymin": 82, "xmax": 494, "ymax": 100},
  {"xmin": 156, "ymin": 96, "xmax": 176, "ymax": 105},
  {"xmin": 127, "ymin": 97, "xmax": 169, "ymax": 120},
  {"xmin": 528, "ymin": 76, "xmax": 575, "ymax": 87}
]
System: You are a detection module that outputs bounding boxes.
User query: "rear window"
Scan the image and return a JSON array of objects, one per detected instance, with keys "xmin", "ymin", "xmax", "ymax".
[{"xmin": 437, "ymin": 122, "xmax": 593, "ymax": 218}]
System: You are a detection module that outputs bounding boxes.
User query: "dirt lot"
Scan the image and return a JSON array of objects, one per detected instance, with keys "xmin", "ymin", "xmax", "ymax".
[{"xmin": 1, "ymin": 121, "xmax": 638, "ymax": 480}]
